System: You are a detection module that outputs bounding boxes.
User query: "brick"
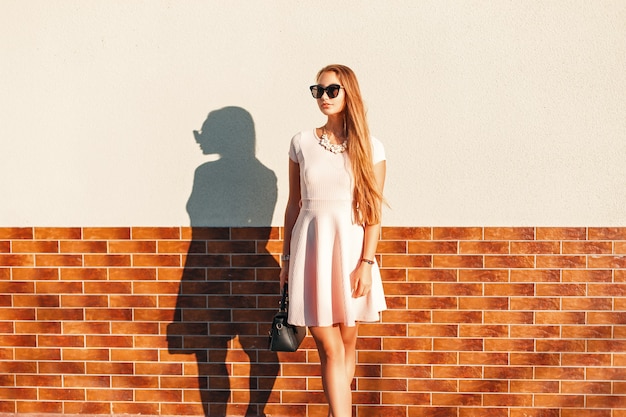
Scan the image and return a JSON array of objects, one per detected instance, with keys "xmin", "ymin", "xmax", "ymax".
[
  {"xmin": 536, "ymin": 255, "xmax": 589, "ymax": 269},
  {"xmin": 382, "ymin": 254, "xmax": 431, "ymax": 268},
  {"xmin": 485, "ymin": 227, "xmax": 534, "ymax": 240},
  {"xmin": 588, "ymin": 340, "xmax": 626, "ymax": 352},
  {"xmin": 484, "ymin": 367, "xmax": 533, "ymax": 379},
  {"xmin": 510, "ymin": 325, "xmax": 560, "ymax": 339},
  {"xmin": 511, "ymin": 241, "xmax": 560, "ymax": 254},
  {"xmin": 35, "ymin": 254, "xmax": 82, "ymax": 267},
  {"xmin": 563, "ymin": 270, "xmax": 612, "ymax": 282},
  {"xmin": 109, "ymin": 267, "xmax": 156, "ymax": 280},
  {"xmin": 14, "ymin": 321, "xmax": 60, "ymax": 334},
  {"xmin": 434, "ymin": 283, "xmax": 482, "ymax": 296},
  {"xmin": 484, "ymin": 339, "xmax": 534, "ymax": 352},
  {"xmin": 84, "ymin": 254, "xmax": 130, "ymax": 266},
  {"xmin": 433, "ymin": 311, "xmax": 482, "ymax": 324},
  {"xmin": 510, "ymin": 297, "xmax": 559, "ymax": 310},
  {"xmin": 460, "ymin": 408, "xmax": 508, "ymax": 417},
  {"xmin": 39, "ymin": 362, "xmax": 84, "ymax": 374},
  {"xmin": 158, "ymin": 240, "xmax": 194, "ymax": 254},
  {"xmin": 536, "ymin": 311, "xmax": 586, "ymax": 324},
  {"xmin": 459, "ymin": 269, "xmax": 508, "ymax": 282},
  {"xmin": 537, "ymin": 227, "xmax": 586, "ymax": 240},
  {"xmin": 409, "ymin": 269, "xmax": 457, "ymax": 282},
  {"xmin": 83, "ymin": 227, "xmax": 130, "ymax": 239},
  {"xmin": 0, "ymin": 227, "xmax": 33, "ymax": 239},
  {"xmin": 588, "ymin": 227, "xmax": 626, "ymax": 240},
  {"xmin": 39, "ymin": 388, "xmax": 85, "ymax": 401},
  {"xmin": 434, "ymin": 228, "xmax": 482, "ymax": 240},
  {"xmin": 460, "ymin": 241, "xmax": 509, "ymax": 254},
  {"xmin": 34, "ymin": 227, "xmax": 81, "ymax": 240},
  {"xmin": 561, "ymin": 381, "xmax": 611, "ymax": 394},
  {"xmin": 384, "ymin": 282, "xmax": 431, "ymax": 296},
  {"xmin": 588, "ymin": 283, "xmax": 626, "ymax": 296},
  {"xmin": 534, "ymin": 394, "xmax": 584, "ymax": 407},
  {"xmin": 36, "ymin": 281, "xmax": 83, "ymax": 294},
  {"xmin": 109, "ymin": 295, "xmax": 156, "ymax": 307},
  {"xmin": 0, "ymin": 281, "xmax": 34, "ymax": 293},
  {"xmin": 561, "ymin": 325, "xmax": 612, "ymax": 339},
  {"xmin": 562, "ymin": 297, "xmax": 612, "ymax": 310},
  {"xmin": 536, "ymin": 283, "xmax": 586, "ymax": 296},
  {"xmin": 408, "ymin": 296, "xmax": 457, "ymax": 309},
  {"xmin": 458, "ymin": 352, "xmax": 508, "ymax": 365},
  {"xmin": 381, "ymin": 310, "xmax": 430, "ymax": 323},
  {"xmin": 12, "ymin": 240, "xmax": 59, "ymax": 253},
  {"xmin": 485, "ymin": 255, "xmax": 534, "ymax": 268},
  {"xmin": 62, "ymin": 348, "xmax": 109, "ymax": 361},
  {"xmin": 0, "ymin": 255, "xmax": 34, "ymax": 266},
  {"xmin": 459, "ymin": 297, "xmax": 508, "ymax": 310},
  {"xmin": 16, "ymin": 401, "xmax": 62, "ymax": 413},
  {"xmin": 60, "ymin": 268, "xmax": 107, "ymax": 281},
  {"xmin": 13, "ymin": 294, "xmax": 59, "ymax": 307},
  {"xmin": 60, "ymin": 240, "xmax": 108, "ymax": 253},
  {"xmin": 562, "ymin": 353, "xmax": 611, "ymax": 367},
  {"xmin": 433, "ymin": 255, "xmax": 483, "ymax": 268},
  {"xmin": 534, "ymin": 367, "xmax": 585, "ymax": 380},
  {"xmin": 408, "ymin": 352, "xmax": 457, "ymax": 365},
  {"xmin": 588, "ymin": 311, "xmax": 626, "ymax": 324},
  {"xmin": 484, "ymin": 283, "xmax": 534, "ymax": 296},
  {"xmin": 510, "ymin": 269, "xmax": 560, "ymax": 282},
  {"xmin": 63, "ymin": 402, "xmax": 111, "ymax": 415},
  {"xmin": 432, "ymin": 393, "xmax": 481, "ymax": 406},
  {"xmin": 132, "ymin": 227, "xmax": 180, "ymax": 240},
  {"xmin": 110, "ymin": 240, "xmax": 156, "ymax": 253},
  {"xmin": 84, "ymin": 281, "xmax": 132, "ymax": 294},
  {"xmin": 459, "ymin": 379, "xmax": 508, "ymax": 392},
  {"xmin": 536, "ymin": 340, "xmax": 585, "ymax": 352},
  {"xmin": 409, "ymin": 241, "xmax": 458, "ymax": 254},
  {"xmin": 484, "ymin": 311, "xmax": 533, "ymax": 324},
  {"xmin": 483, "ymin": 393, "xmax": 533, "ymax": 406},
  {"xmin": 382, "ymin": 227, "xmax": 431, "ymax": 240},
  {"xmin": 562, "ymin": 241, "xmax": 612, "ymax": 254},
  {"xmin": 377, "ymin": 240, "xmax": 407, "ymax": 254},
  {"xmin": 408, "ymin": 324, "xmax": 457, "ymax": 337},
  {"xmin": 15, "ymin": 374, "xmax": 61, "ymax": 386},
  {"xmin": 588, "ymin": 255, "xmax": 626, "ymax": 268},
  {"xmin": 561, "ymin": 410, "xmax": 611, "ymax": 417},
  {"xmin": 433, "ymin": 338, "xmax": 483, "ymax": 351},
  {"xmin": 459, "ymin": 325, "xmax": 508, "ymax": 338}
]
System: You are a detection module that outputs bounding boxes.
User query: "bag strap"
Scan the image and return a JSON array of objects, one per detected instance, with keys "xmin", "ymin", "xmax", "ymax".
[{"xmin": 279, "ymin": 284, "xmax": 289, "ymax": 312}]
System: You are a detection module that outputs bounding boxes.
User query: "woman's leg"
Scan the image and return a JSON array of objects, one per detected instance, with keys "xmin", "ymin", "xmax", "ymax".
[
  {"xmin": 309, "ymin": 325, "xmax": 354, "ymax": 417},
  {"xmin": 339, "ymin": 323, "xmax": 358, "ymax": 384}
]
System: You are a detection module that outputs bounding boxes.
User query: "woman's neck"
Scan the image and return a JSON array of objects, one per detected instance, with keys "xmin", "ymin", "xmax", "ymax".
[{"xmin": 324, "ymin": 116, "xmax": 345, "ymax": 141}]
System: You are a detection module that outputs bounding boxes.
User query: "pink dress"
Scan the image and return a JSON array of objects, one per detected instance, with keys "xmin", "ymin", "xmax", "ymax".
[{"xmin": 287, "ymin": 130, "xmax": 387, "ymax": 327}]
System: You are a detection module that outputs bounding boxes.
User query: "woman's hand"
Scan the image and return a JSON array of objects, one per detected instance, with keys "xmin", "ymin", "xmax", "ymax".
[
  {"xmin": 279, "ymin": 262, "xmax": 289, "ymax": 290},
  {"xmin": 350, "ymin": 261, "xmax": 373, "ymax": 298}
]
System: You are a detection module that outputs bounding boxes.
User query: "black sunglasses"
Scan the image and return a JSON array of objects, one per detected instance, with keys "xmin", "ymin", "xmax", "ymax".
[{"xmin": 309, "ymin": 84, "xmax": 343, "ymax": 99}]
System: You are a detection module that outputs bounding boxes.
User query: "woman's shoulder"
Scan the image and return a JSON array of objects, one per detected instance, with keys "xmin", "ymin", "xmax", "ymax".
[
  {"xmin": 292, "ymin": 130, "xmax": 316, "ymax": 140},
  {"xmin": 289, "ymin": 130, "xmax": 315, "ymax": 161},
  {"xmin": 370, "ymin": 135, "xmax": 386, "ymax": 164}
]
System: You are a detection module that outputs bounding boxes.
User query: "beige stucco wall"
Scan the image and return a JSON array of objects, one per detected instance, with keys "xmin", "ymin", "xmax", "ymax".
[{"xmin": 1, "ymin": 1, "xmax": 625, "ymax": 226}]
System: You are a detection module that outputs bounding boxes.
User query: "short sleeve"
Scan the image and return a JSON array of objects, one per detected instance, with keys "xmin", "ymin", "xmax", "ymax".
[
  {"xmin": 288, "ymin": 133, "xmax": 301, "ymax": 162},
  {"xmin": 371, "ymin": 137, "xmax": 386, "ymax": 164}
]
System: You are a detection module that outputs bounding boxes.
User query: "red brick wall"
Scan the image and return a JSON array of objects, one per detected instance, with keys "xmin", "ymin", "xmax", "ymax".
[{"xmin": 1, "ymin": 227, "xmax": 626, "ymax": 417}]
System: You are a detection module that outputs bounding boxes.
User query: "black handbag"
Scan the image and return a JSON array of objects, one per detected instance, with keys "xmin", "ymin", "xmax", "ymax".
[{"xmin": 268, "ymin": 285, "xmax": 306, "ymax": 352}]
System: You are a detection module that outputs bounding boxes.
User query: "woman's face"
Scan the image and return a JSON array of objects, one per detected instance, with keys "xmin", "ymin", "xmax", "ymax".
[{"xmin": 315, "ymin": 71, "xmax": 346, "ymax": 117}]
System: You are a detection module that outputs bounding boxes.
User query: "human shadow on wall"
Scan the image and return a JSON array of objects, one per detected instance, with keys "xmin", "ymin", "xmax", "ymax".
[{"xmin": 167, "ymin": 107, "xmax": 279, "ymax": 417}]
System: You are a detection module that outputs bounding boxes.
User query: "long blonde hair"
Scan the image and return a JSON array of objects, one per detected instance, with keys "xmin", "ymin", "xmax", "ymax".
[{"xmin": 316, "ymin": 64, "xmax": 383, "ymax": 225}]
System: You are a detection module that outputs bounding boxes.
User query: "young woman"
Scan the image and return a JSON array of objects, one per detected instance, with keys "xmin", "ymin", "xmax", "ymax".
[{"xmin": 279, "ymin": 64, "xmax": 387, "ymax": 417}]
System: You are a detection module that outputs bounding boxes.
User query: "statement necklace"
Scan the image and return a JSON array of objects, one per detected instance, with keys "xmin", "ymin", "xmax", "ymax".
[{"xmin": 319, "ymin": 127, "xmax": 348, "ymax": 154}]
